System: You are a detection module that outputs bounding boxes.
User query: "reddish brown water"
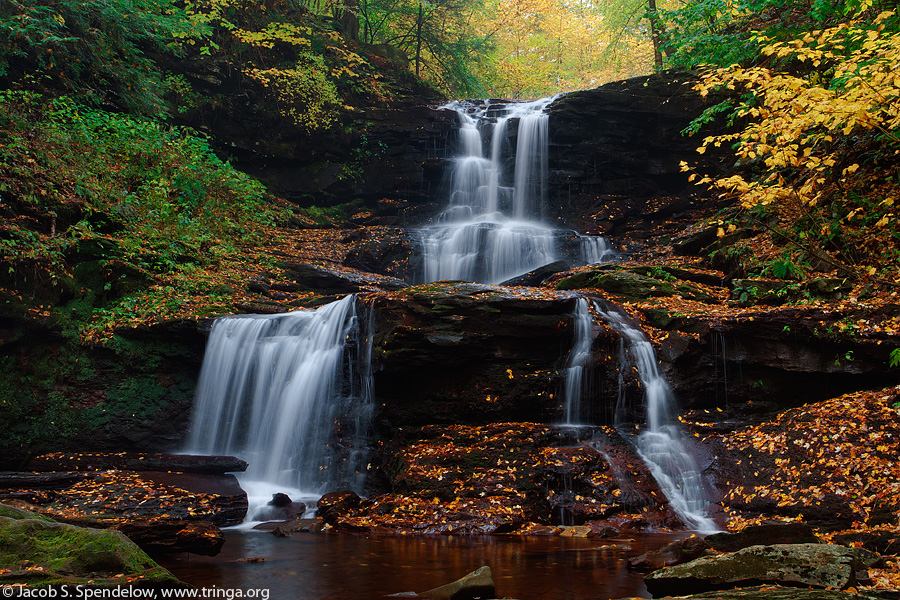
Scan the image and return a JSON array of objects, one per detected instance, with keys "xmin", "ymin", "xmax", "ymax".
[{"xmin": 158, "ymin": 530, "xmax": 681, "ymax": 599}]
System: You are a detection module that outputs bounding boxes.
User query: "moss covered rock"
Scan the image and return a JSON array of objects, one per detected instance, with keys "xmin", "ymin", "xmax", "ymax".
[
  {"xmin": 0, "ymin": 504, "xmax": 185, "ymax": 588},
  {"xmin": 644, "ymin": 543, "xmax": 881, "ymax": 596}
]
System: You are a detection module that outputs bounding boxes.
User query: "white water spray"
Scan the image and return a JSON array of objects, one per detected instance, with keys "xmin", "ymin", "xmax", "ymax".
[
  {"xmin": 186, "ymin": 295, "xmax": 373, "ymax": 520},
  {"xmin": 599, "ymin": 305, "xmax": 718, "ymax": 533}
]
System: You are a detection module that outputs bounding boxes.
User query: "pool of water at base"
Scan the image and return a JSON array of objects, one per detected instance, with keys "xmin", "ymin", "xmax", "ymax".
[{"xmin": 157, "ymin": 530, "xmax": 684, "ymax": 599}]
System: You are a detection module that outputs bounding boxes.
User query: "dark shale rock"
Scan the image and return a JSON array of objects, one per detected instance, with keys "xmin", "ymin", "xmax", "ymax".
[
  {"xmin": 317, "ymin": 490, "xmax": 362, "ymax": 525},
  {"xmin": 370, "ymin": 282, "xmax": 622, "ymax": 425},
  {"xmin": 648, "ymin": 304, "xmax": 900, "ymax": 414},
  {"xmin": 705, "ymin": 522, "xmax": 820, "ymax": 553},
  {"xmin": 1, "ymin": 469, "xmax": 246, "ymax": 555},
  {"xmin": 27, "ymin": 453, "xmax": 248, "ymax": 475},
  {"xmin": 339, "ymin": 423, "xmax": 681, "ymax": 532},
  {"xmin": 112, "ymin": 519, "xmax": 225, "ymax": 556},
  {"xmin": 342, "ymin": 227, "xmax": 416, "ymax": 280},
  {"xmin": 282, "ymin": 261, "xmax": 408, "ymax": 294},
  {"xmin": 547, "ymin": 73, "xmax": 724, "ymax": 236},
  {"xmin": 499, "ymin": 261, "xmax": 571, "ymax": 287},
  {"xmin": 650, "ymin": 586, "xmax": 884, "ymax": 600},
  {"xmin": 643, "ymin": 543, "xmax": 882, "ymax": 596},
  {"xmin": 833, "ymin": 530, "xmax": 900, "ymax": 556},
  {"xmin": 0, "ymin": 505, "xmax": 186, "ymax": 587}
]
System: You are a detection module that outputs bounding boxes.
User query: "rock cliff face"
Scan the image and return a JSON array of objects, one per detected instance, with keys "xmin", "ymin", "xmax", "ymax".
[
  {"xmin": 172, "ymin": 54, "xmax": 454, "ymax": 210},
  {"xmin": 367, "ymin": 283, "xmax": 622, "ymax": 428},
  {"xmin": 548, "ymin": 73, "xmax": 723, "ymax": 236}
]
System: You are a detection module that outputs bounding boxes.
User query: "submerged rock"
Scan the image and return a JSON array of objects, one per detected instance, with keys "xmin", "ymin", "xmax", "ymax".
[
  {"xmin": 420, "ymin": 565, "xmax": 495, "ymax": 600},
  {"xmin": 643, "ymin": 543, "xmax": 882, "ymax": 596},
  {"xmin": 250, "ymin": 493, "xmax": 307, "ymax": 522}
]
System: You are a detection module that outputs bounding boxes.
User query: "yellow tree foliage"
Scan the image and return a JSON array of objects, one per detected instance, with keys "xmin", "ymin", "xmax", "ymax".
[
  {"xmin": 481, "ymin": 0, "xmax": 655, "ymax": 98},
  {"xmin": 684, "ymin": 11, "xmax": 900, "ymax": 278}
]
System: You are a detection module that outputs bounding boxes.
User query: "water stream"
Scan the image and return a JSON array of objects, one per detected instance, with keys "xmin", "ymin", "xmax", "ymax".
[
  {"xmin": 599, "ymin": 305, "xmax": 719, "ymax": 533},
  {"xmin": 182, "ymin": 95, "xmax": 715, "ymax": 599},
  {"xmin": 185, "ymin": 295, "xmax": 373, "ymax": 519}
]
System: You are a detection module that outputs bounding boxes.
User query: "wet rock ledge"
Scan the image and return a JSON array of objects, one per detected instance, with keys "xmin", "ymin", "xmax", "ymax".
[{"xmin": 0, "ymin": 452, "xmax": 248, "ymax": 556}]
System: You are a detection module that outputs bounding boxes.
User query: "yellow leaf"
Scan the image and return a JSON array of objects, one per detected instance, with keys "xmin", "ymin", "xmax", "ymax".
[{"xmin": 716, "ymin": 227, "xmax": 726, "ymax": 238}]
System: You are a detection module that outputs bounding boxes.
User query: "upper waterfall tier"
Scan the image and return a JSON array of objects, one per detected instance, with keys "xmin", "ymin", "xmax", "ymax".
[{"xmin": 419, "ymin": 97, "xmax": 612, "ymax": 284}]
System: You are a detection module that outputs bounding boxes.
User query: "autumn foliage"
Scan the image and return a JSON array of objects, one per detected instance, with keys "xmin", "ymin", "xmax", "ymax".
[{"xmin": 684, "ymin": 8, "xmax": 900, "ymax": 283}]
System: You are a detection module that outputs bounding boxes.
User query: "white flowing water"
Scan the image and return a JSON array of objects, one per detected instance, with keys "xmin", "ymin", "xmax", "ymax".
[
  {"xmin": 421, "ymin": 98, "xmax": 610, "ymax": 283},
  {"xmin": 185, "ymin": 295, "xmax": 373, "ymax": 520},
  {"xmin": 562, "ymin": 298, "xmax": 595, "ymax": 425},
  {"xmin": 599, "ymin": 304, "xmax": 718, "ymax": 533}
]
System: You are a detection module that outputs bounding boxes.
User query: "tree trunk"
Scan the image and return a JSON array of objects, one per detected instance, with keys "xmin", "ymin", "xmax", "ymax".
[
  {"xmin": 647, "ymin": 0, "xmax": 664, "ymax": 69},
  {"xmin": 341, "ymin": 0, "xmax": 361, "ymax": 41},
  {"xmin": 415, "ymin": 2, "xmax": 424, "ymax": 77}
]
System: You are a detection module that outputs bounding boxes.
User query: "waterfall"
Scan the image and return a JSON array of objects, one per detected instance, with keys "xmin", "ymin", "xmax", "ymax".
[
  {"xmin": 562, "ymin": 298, "xmax": 594, "ymax": 425},
  {"xmin": 579, "ymin": 235, "xmax": 615, "ymax": 265},
  {"xmin": 186, "ymin": 295, "xmax": 373, "ymax": 517},
  {"xmin": 599, "ymin": 305, "xmax": 718, "ymax": 533},
  {"xmin": 420, "ymin": 98, "xmax": 610, "ymax": 284}
]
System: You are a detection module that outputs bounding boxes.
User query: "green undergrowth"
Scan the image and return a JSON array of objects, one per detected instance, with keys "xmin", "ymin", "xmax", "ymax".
[
  {"xmin": 0, "ymin": 90, "xmax": 284, "ymax": 341},
  {"xmin": 0, "ymin": 326, "xmax": 201, "ymax": 468}
]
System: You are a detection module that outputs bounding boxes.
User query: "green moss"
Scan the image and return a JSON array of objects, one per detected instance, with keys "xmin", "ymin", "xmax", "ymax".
[
  {"xmin": 0, "ymin": 505, "xmax": 55, "ymax": 522},
  {"xmin": 0, "ymin": 515, "xmax": 182, "ymax": 587}
]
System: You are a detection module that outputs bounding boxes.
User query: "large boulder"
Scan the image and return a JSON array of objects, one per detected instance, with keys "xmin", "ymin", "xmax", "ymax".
[
  {"xmin": 0, "ymin": 505, "xmax": 185, "ymax": 588},
  {"xmin": 644, "ymin": 543, "xmax": 882, "ymax": 596}
]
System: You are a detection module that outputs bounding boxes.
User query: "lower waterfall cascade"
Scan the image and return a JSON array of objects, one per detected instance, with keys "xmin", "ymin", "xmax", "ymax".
[{"xmin": 185, "ymin": 294, "xmax": 373, "ymax": 519}]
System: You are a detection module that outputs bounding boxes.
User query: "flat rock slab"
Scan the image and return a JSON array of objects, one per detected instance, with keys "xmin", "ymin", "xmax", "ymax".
[
  {"xmin": 644, "ymin": 543, "xmax": 882, "ymax": 596},
  {"xmin": 27, "ymin": 452, "xmax": 248, "ymax": 475},
  {"xmin": 283, "ymin": 261, "xmax": 408, "ymax": 292},
  {"xmin": 705, "ymin": 522, "xmax": 820, "ymax": 553},
  {"xmin": 2, "ymin": 470, "xmax": 247, "ymax": 555}
]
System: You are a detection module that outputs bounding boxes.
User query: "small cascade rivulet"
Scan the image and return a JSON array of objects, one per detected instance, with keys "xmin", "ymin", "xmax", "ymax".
[
  {"xmin": 562, "ymin": 298, "xmax": 594, "ymax": 426},
  {"xmin": 420, "ymin": 98, "xmax": 613, "ymax": 284},
  {"xmin": 185, "ymin": 295, "xmax": 373, "ymax": 521},
  {"xmin": 600, "ymin": 304, "xmax": 719, "ymax": 533},
  {"xmin": 560, "ymin": 298, "xmax": 718, "ymax": 532}
]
